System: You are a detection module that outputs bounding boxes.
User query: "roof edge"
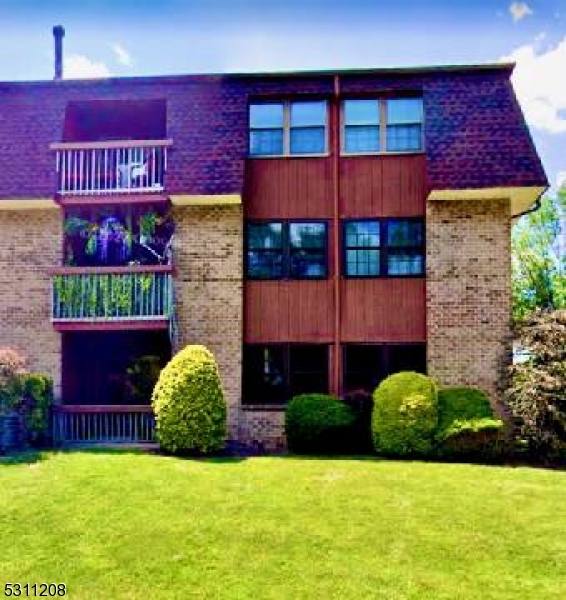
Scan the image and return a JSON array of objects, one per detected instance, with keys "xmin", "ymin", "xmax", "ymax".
[{"xmin": 0, "ymin": 62, "xmax": 515, "ymax": 87}]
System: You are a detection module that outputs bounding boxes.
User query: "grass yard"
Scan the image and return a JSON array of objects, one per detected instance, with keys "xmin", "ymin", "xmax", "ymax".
[{"xmin": 1, "ymin": 451, "xmax": 566, "ymax": 599}]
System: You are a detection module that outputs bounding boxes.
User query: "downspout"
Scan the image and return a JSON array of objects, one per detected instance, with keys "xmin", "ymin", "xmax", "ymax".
[
  {"xmin": 512, "ymin": 187, "xmax": 547, "ymax": 219},
  {"xmin": 332, "ymin": 75, "xmax": 341, "ymax": 396}
]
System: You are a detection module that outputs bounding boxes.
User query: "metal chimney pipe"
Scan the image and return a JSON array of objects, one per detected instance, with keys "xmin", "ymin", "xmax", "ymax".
[{"xmin": 53, "ymin": 25, "xmax": 65, "ymax": 80}]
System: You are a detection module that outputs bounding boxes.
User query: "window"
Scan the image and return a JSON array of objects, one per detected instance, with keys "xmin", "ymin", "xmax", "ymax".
[
  {"xmin": 344, "ymin": 221, "xmax": 380, "ymax": 276},
  {"xmin": 246, "ymin": 221, "xmax": 328, "ymax": 279},
  {"xmin": 249, "ymin": 101, "xmax": 327, "ymax": 156},
  {"xmin": 343, "ymin": 344, "xmax": 426, "ymax": 394},
  {"xmin": 342, "ymin": 97, "xmax": 423, "ymax": 154},
  {"xmin": 343, "ymin": 219, "xmax": 425, "ymax": 277},
  {"xmin": 386, "ymin": 98, "xmax": 424, "ymax": 152},
  {"xmin": 243, "ymin": 344, "xmax": 329, "ymax": 405},
  {"xmin": 343, "ymin": 100, "xmax": 380, "ymax": 153}
]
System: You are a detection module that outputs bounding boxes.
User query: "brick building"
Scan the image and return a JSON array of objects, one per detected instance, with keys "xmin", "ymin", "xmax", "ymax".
[{"xmin": 0, "ymin": 52, "xmax": 547, "ymax": 448}]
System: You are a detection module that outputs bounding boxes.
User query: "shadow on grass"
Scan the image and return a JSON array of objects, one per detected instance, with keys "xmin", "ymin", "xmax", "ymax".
[{"xmin": 0, "ymin": 449, "xmax": 48, "ymax": 466}]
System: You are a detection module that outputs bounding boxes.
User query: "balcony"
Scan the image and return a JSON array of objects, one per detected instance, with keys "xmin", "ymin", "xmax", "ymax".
[
  {"xmin": 51, "ymin": 139, "xmax": 172, "ymax": 197},
  {"xmin": 51, "ymin": 266, "xmax": 173, "ymax": 330}
]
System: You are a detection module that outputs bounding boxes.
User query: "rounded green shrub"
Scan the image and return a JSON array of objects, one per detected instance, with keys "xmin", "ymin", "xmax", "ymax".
[
  {"xmin": 372, "ymin": 371, "xmax": 438, "ymax": 456},
  {"xmin": 436, "ymin": 387, "xmax": 503, "ymax": 459},
  {"xmin": 285, "ymin": 394, "xmax": 355, "ymax": 455},
  {"xmin": 151, "ymin": 345, "xmax": 226, "ymax": 454}
]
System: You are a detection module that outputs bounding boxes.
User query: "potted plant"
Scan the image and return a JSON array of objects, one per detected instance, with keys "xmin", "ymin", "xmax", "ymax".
[{"xmin": 139, "ymin": 211, "xmax": 157, "ymax": 245}]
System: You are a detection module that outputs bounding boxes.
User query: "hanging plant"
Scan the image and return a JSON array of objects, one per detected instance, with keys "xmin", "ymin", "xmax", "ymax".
[
  {"xmin": 63, "ymin": 216, "xmax": 90, "ymax": 235},
  {"xmin": 139, "ymin": 211, "xmax": 157, "ymax": 242}
]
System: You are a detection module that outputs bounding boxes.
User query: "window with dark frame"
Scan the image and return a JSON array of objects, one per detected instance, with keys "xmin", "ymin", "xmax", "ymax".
[
  {"xmin": 249, "ymin": 100, "xmax": 327, "ymax": 157},
  {"xmin": 343, "ymin": 344, "xmax": 427, "ymax": 394},
  {"xmin": 342, "ymin": 97, "xmax": 424, "ymax": 154},
  {"xmin": 242, "ymin": 344, "xmax": 329, "ymax": 405},
  {"xmin": 246, "ymin": 221, "xmax": 328, "ymax": 280},
  {"xmin": 343, "ymin": 218, "xmax": 425, "ymax": 277}
]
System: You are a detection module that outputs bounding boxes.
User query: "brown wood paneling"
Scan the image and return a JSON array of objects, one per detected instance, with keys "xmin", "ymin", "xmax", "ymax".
[
  {"xmin": 341, "ymin": 278, "xmax": 426, "ymax": 342},
  {"xmin": 244, "ymin": 280, "xmax": 333, "ymax": 342},
  {"xmin": 245, "ymin": 158, "xmax": 333, "ymax": 218},
  {"xmin": 340, "ymin": 154, "xmax": 426, "ymax": 217}
]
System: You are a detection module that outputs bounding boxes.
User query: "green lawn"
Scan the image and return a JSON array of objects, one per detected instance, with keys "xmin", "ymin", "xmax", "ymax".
[{"xmin": 1, "ymin": 452, "xmax": 566, "ymax": 599}]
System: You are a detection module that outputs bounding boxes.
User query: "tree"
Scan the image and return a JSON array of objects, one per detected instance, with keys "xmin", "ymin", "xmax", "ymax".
[
  {"xmin": 512, "ymin": 191, "xmax": 566, "ymax": 323},
  {"xmin": 506, "ymin": 310, "xmax": 566, "ymax": 460}
]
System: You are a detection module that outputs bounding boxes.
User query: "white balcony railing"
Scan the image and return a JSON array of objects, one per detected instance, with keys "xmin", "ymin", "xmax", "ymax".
[{"xmin": 51, "ymin": 139, "xmax": 172, "ymax": 196}]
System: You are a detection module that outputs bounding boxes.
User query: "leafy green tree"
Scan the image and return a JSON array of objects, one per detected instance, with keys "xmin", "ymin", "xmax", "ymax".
[{"xmin": 512, "ymin": 191, "xmax": 566, "ymax": 322}]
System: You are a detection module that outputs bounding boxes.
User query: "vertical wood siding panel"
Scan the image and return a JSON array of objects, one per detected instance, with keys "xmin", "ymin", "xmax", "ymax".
[
  {"xmin": 245, "ymin": 281, "xmax": 333, "ymax": 342},
  {"xmin": 246, "ymin": 158, "xmax": 332, "ymax": 218},
  {"xmin": 341, "ymin": 155, "xmax": 426, "ymax": 217},
  {"xmin": 341, "ymin": 279, "xmax": 426, "ymax": 342}
]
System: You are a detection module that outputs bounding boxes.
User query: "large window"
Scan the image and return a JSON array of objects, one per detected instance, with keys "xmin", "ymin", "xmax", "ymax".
[
  {"xmin": 249, "ymin": 101, "xmax": 327, "ymax": 156},
  {"xmin": 342, "ymin": 97, "xmax": 423, "ymax": 154},
  {"xmin": 243, "ymin": 344, "xmax": 329, "ymax": 405},
  {"xmin": 343, "ymin": 344, "xmax": 426, "ymax": 394},
  {"xmin": 343, "ymin": 218, "xmax": 424, "ymax": 277},
  {"xmin": 246, "ymin": 221, "xmax": 328, "ymax": 280}
]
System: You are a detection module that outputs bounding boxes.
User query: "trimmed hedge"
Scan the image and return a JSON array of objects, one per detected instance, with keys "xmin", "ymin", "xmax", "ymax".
[
  {"xmin": 152, "ymin": 345, "xmax": 226, "ymax": 454},
  {"xmin": 436, "ymin": 387, "xmax": 503, "ymax": 459},
  {"xmin": 372, "ymin": 372, "xmax": 438, "ymax": 456},
  {"xmin": 285, "ymin": 394, "xmax": 355, "ymax": 455}
]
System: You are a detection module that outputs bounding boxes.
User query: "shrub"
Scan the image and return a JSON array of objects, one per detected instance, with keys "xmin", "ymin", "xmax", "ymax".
[
  {"xmin": 0, "ymin": 347, "xmax": 27, "ymax": 414},
  {"xmin": 436, "ymin": 388, "xmax": 503, "ymax": 460},
  {"xmin": 151, "ymin": 345, "xmax": 226, "ymax": 454},
  {"xmin": 506, "ymin": 309, "xmax": 566, "ymax": 459},
  {"xmin": 21, "ymin": 374, "xmax": 53, "ymax": 447},
  {"xmin": 285, "ymin": 394, "xmax": 355, "ymax": 454},
  {"xmin": 372, "ymin": 371, "xmax": 438, "ymax": 456},
  {"xmin": 342, "ymin": 389, "xmax": 374, "ymax": 453}
]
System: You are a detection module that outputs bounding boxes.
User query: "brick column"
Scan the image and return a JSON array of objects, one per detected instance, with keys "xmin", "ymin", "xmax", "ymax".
[
  {"xmin": 426, "ymin": 199, "xmax": 512, "ymax": 404},
  {"xmin": 172, "ymin": 204, "xmax": 243, "ymax": 438}
]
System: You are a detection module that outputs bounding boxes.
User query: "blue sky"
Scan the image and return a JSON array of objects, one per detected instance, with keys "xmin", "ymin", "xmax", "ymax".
[{"xmin": 1, "ymin": 0, "xmax": 565, "ymax": 192}]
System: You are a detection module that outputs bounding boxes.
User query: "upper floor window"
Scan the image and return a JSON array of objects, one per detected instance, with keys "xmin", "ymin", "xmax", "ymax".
[
  {"xmin": 343, "ymin": 100, "xmax": 380, "ymax": 153},
  {"xmin": 246, "ymin": 221, "xmax": 328, "ymax": 280},
  {"xmin": 342, "ymin": 97, "xmax": 423, "ymax": 154},
  {"xmin": 386, "ymin": 98, "xmax": 424, "ymax": 152},
  {"xmin": 249, "ymin": 101, "xmax": 327, "ymax": 157},
  {"xmin": 344, "ymin": 218, "xmax": 425, "ymax": 277}
]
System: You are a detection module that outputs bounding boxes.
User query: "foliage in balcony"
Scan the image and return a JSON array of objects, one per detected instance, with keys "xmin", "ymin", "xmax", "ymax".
[
  {"xmin": 52, "ymin": 271, "xmax": 167, "ymax": 320},
  {"xmin": 64, "ymin": 208, "xmax": 173, "ymax": 268}
]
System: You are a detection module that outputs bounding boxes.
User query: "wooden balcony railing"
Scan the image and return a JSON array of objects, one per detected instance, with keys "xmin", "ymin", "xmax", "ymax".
[
  {"xmin": 50, "ymin": 139, "xmax": 172, "ymax": 196},
  {"xmin": 52, "ymin": 405, "xmax": 155, "ymax": 444},
  {"xmin": 51, "ymin": 266, "xmax": 173, "ymax": 323}
]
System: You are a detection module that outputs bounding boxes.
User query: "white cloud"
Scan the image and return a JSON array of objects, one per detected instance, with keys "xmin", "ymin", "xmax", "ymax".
[
  {"xmin": 64, "ymin": 54, "xmax": 110, "ymax": 79},
  {"xmin": 509, "ymin": 2, "xmax": 533, "ymax": 22},
  {"xmin": 501, "ymin": 37, "xmax": 566, "ymax": 133},
  {"xmin": 112, "ymin": 43, "xmax": 132, "ymax": 67},
  {"xmin": 557, "ymin": 171, "xmax": 566, "ymax": 189}
]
